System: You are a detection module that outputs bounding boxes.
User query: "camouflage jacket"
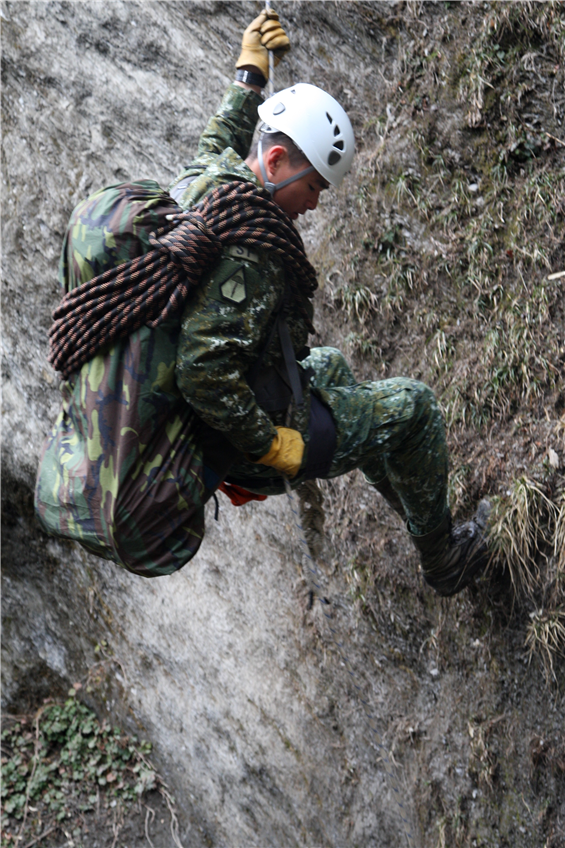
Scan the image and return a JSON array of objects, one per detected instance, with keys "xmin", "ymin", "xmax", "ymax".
[{"xmin": 170, "ymin": 84, "xmax": 313, "ymax": 459}]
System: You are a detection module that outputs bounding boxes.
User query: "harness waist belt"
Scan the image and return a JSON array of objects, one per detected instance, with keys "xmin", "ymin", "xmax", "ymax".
[{"xmin": 227, "ymin": 391, "xmax": 337, "ymax": 488}]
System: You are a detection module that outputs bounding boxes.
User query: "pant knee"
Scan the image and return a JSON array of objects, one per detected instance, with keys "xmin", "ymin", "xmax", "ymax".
[
  {"xmin": 404, "ymin": 380, "xmax": 441, "ymax": 426},
  {"xmin": 305, "ymin": 347, "xmax": 356, "ymax": 389},
  {"xmin": 306, "ymin": 346, "xmax": 346, "ymax": 369}
]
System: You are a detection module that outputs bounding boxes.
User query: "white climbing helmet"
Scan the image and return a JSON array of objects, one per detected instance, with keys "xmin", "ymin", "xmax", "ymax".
[{"xmin": 257, "ymin": 83, "xmax": 355, "ymax": 188}]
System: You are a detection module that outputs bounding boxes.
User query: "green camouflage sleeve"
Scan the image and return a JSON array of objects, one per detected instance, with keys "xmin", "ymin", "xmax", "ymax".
[
  {"xmin": 172, "ymin": 84, "xmax": 262, "ymax": 187},
  {"xmin": 197, "ymin": 83, "xmax": 262, "ymax": 160},
  {"xmin": 175, "ymin": 244, "xmax": 284, "ymax": 456},
  {"xmin": 174, "ymin": 148, "xmax": 258, "ymax": 212},
  {"xmin": 169, "ymin": 84, "xmax": 263, "ymax": 208}
]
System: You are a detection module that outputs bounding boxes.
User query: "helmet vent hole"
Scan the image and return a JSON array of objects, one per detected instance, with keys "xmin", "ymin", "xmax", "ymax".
[
  {"xmin": 328, "ymin": 151, "xmax": 341, "ymax": 166},
  {"xmin": 334, "ymin": 140, "xmax": 344, "ymax": 151},
  {"xmin": 326, "ymin": 111, "xmax": 333, "ymax": 124},
  {"xmin": 334, "ymin": 125, "xmax": 340, "ymax": 137}
]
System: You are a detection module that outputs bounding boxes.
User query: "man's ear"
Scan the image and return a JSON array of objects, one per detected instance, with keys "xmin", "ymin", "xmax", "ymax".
[{"xmin": 264, "ymin": 144, "xmax": 288, "ymax": 179}]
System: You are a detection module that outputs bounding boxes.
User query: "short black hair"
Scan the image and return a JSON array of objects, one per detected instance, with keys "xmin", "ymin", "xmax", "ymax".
[{"xmin": 247, "ymin": 131, "xmax": 310, "ymax": 168}]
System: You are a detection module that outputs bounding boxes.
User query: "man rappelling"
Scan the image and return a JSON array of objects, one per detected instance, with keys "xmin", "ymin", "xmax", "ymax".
[{"xmin": 36, "ymin": 9, "xmax": 490, "ymax": 596}]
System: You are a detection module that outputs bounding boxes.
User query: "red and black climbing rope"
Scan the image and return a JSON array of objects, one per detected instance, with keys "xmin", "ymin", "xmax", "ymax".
[{"xmin": 49, "ymin": 181, "xmax": 317, "ymax": 379}]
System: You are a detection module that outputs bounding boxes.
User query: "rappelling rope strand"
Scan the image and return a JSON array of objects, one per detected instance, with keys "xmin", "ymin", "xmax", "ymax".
[
  {"xmin": 283, "ymin": 476, "xmax": 416, "ymax": 847},
  {"xmin": 265, "ymin": 0, "xmax": 275, "ymax": 98}
]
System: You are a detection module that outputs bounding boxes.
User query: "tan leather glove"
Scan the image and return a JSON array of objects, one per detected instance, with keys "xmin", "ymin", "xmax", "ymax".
[
  {"xmin": 236, "ymin": 9, "xmax": 291, "ymax": 81},
  {"xmin": 256, "ymin": 427, "xmax": 304, "ymax": 478}
]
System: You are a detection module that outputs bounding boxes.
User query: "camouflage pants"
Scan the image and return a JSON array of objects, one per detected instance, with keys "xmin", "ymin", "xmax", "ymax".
[{"xmin": 229, "ymin": 347, "xmax": 448, "ymax": 535}]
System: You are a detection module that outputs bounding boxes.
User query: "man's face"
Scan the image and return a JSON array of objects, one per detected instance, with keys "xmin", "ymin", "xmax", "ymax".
[
  {"xmin": 274, "ymin": 165, "xmax": 330, "ymax": 220},
  {"xmin": 262, "ymin": 145, "xmax": 330, "ymax": 220}
]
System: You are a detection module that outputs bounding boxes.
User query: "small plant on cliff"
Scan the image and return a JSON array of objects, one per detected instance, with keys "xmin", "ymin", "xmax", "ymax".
[
  {"xmin": 487, "ymin": 478, "xmax": 565, "ymax": 683},
  {"xmin": 1, "ymin": 689, "xmax": 181, "ymax": 847}
]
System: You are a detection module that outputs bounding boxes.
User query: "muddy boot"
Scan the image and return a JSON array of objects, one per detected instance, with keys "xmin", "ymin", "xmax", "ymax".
[
  {"xmin": 411, "ymin": 499, "xmax": 492, "ymax": 596},
  {"xmin": 372, "ymin": 476, "xmax": 406, "ymax": 521}
]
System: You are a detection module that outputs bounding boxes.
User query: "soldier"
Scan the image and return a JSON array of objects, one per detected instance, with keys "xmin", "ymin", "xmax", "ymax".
[
  {"xmin": 37, "ymin": 10, "xmax": 490, "ymax": 596},
  {"xmin": 168, "ymin": 10, "xmax": 491, "ymax": 597}
]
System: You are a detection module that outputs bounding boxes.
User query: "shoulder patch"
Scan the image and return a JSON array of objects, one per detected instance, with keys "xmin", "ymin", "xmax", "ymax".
[
  {"xmin": 226, "ymin": 244, "xmax": 260, "ymax": 264},
  {"xmin": 220, "ymin": 265, "xmax": 247, "ymax": 304}
]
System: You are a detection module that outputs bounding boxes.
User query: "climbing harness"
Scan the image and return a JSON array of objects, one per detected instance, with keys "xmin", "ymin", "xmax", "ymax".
[{"xmin": 284, "ymin": 477, "xmax": 417, "ymax": 847}]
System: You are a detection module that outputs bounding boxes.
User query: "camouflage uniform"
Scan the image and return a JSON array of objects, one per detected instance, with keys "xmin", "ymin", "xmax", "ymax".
[
  {"xmin": 170, "ymin": 85, "xmax": 448, "ymax": 535},
  {"xmin": 36, "ymin": 83, "xmax": 448, "ymax": 577}
]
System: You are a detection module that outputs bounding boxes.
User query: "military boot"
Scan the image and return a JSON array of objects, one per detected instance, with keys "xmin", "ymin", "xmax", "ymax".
[
  {"xmin": 411, "ymin": 499, "xmax": 491, "ymax": 597},
  {"xmin": 372, "ymin": 476, "xmax": 406, "ymax": 521}
]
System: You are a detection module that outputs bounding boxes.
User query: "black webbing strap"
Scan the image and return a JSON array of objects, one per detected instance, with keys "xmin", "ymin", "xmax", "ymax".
[
  {"xmin": 278, "ymin": 310, "xmax": 304, "ymax": 408},
  {"xmin": 246, "ymin": 283, "xmax": 305, "ymax": 409}
]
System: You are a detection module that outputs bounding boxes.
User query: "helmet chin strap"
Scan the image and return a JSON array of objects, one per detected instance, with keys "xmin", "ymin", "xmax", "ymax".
[{"xmin": 258, "ymin": 135, "xmax": 315, "ymax": 198}]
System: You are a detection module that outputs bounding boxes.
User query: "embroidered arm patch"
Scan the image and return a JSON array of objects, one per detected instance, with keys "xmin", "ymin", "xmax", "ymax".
[{"xmin": 220, "ymin": 265, "xmax": 247, "ymax": 304}]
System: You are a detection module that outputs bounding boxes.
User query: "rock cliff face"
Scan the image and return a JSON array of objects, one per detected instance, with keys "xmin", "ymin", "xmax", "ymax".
[{"xmin": 2, "ymin": 3, "xmax": 564, "ymax": 847}]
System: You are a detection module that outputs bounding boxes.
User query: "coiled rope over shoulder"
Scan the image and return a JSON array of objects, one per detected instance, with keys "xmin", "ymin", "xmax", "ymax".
[{"xmin": 49, "ymin": 181, "xmax": 318, "ymax": 379}]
